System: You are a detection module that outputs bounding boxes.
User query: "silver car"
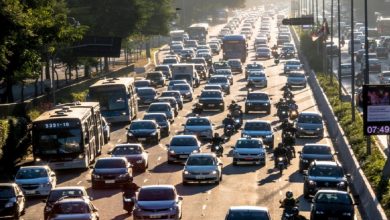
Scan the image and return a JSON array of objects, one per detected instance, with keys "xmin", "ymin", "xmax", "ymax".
[
  {"xmin": 208, "ymin": 76, "xmax": 230, "ymax": 94},
  {"xmin": 295, "ymin": 112, "xmax": 324, "ymax": 138},
  {"xmin": 232, "ymin": 138, "xmax": 266, "ymax": 166},
  {"xmin": 182, "ymin": 153, "xmax": 223, "ymax": 184},
  {"xmin": 183, "ymin": 117, "xmax": 214, "ymax": 140},
  {"xmin": 167, "ymin": 135, "xmax": 201, "ymax": 164},
  {"xmin": 287, "ymin": 71, "xmax": 307, "ymax": 88},
  {"xmin": 247, "ymin": 71, "xmax": 267, "ymax": 88},
  {"xmin": 241, "ymin": 120, "xmax": 274, "ymax": 149},
  {"xmin": 15, "ymin": 166, "xmax": 56, "ymax": 196}
]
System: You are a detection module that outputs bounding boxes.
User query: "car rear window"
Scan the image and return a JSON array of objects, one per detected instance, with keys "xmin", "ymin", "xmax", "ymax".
[
  {"xmin": 95, "ymin": 159, "xmax": 126, "ymax": 169},
  {"xmin": 303, "ymin": 145, "xmax": 331, "ymax": 154},
  {"xmin": 170, "ymin": 137, "xmax": 197, "ymax": 146},
  {"xmin": 244, "ymin": 122, "xmax": 270, "ymax": 130},
  {"xmin": 48, "ymin": 189, "xmax": 84, "ymax": 202},
  {"xmin": 227, "ymin": 210, "xmax": 269, "ymax": 220},
  {"xmin": 298, "ymin": 114, "xmax": 322, "ymax": 124},
  {"xmin": 186, "ymin": 118, "xmax": 210, "ymax": 126}
]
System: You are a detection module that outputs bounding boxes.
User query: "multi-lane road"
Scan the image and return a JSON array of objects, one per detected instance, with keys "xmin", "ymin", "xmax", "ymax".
[{"xmin": 23, "ymin": 12, "xmax": 363, "ymax": 220}]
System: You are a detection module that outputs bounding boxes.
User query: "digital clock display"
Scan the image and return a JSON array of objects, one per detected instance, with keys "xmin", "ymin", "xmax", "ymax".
[
  {"xmin": 363, "ymin": 85, "xmax": 390, "ymax": 135},
  {"xmin": 366, "ymin": 126, "xmax": 390, "ymax": 135}
]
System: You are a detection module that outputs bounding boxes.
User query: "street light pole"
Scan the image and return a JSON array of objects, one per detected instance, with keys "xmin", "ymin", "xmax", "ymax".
[
  {"xmin": 338, "ymin": 0, "xmax": 342, "ymax": 98},
  {"xmin": 330, "ymin": 0, "xmax": 334, "ymax": 84},
  {"xmin": 363, "ymin": 0, "xmax": 371, "ymax": 155},
  {"xmin": 351, "ymin": 0, "xmax": 356, "ymax": 122}
]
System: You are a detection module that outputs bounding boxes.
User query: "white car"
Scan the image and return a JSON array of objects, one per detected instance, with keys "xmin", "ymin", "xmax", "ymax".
[{"xmin": 15, "ymin": 166, "xmax": 56, "ymax": 196}]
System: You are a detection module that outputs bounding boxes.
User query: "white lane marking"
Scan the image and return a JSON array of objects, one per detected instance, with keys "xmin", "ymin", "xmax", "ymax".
[
  {"xmin": 144, "ymin": 179, "xmax": 148, "ymax": 183},
  {"xmin": 207, "ymin": 190, "xmax": 211, "ymax": 195},
  {"xmin": 202, "ymin": 204, "xmax": 207, "ymax": 210},
  {"xmin": 77, "ymin": 181, "xmax": 82, "ymax": 185},
  {"xmin": 157, "ymin": 156, "xmax": 161, "ymax": 161},
  {"xmin": 117, "ymin": 139, "xmax": 122, "ymax": 143}
]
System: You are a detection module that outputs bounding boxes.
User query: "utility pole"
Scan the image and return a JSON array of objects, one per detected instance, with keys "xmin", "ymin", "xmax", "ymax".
[
  {"xmin": 363, "ymin": 0, "xmax": 371, "ymax": 155},
  {"xmin": 351, "ymin": 0, "xmax": 356, "ymax": 121},
  {"xmin": 330, "ymin": 0, "xmax": 334, "ymax": 84},
  {"xmin": 338, "ymin": 0, "xmax": 342, "ymax": 98}
]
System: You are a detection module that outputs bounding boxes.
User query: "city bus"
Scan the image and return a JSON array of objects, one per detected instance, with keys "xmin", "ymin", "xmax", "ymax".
[
  {"xmin": 32, "ymin": 103, "xmax": 103, "ymax": 169},
  {"xmin": 187, "ymin": 23, "xmax": 209, "ymax": 44},
  {"xmin": 222, "ymin": 35, "xmax": 248, "ymax": 62},
  {"xmin": 169, "ymin": 30, "xmax": 187, "ymax": 42},
  {"xmin": 88, "ymin": 77, "xmax": 138, "ymax": 123}
]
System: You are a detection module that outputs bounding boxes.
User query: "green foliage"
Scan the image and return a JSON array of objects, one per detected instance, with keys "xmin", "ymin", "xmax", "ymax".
[
  {"xmin": 300, "ymin": 31, "xmax": 324, "ymax": 72},
  {"xmin": 70, "ymin": 90, "xmax": 88, "ymax": 102},
  {"xmin": 0, "ymin": 119, "xmax": 9, "ymax": 160}
]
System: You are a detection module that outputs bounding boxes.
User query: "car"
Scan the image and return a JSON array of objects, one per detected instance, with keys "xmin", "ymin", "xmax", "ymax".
[
  {"xmin": 167, "ymin": 135, "xmax": 201, "ymax": 164},
  {"xmin": 340, "ymin": 63, "xmax": 353, "ymax": 77},
  {"xmin": 232, "ymin": 137, "xmax": 266, "ymax": 166},
  {"xmin": 91, "ymin": 157, "xmax": 133, "ymax": 189},
  {"xmin": 143, "ymin": 113, "xmax": 170, "ymax": 137},
  {"xmin": 134, "ymin": 80, "xmax": 151, "ymax": 90},
  {"xmin": 170, "ymin": 83, "xmax": 193, "ymax": 101},
  {"xmin": 208, "ymin": 76, "xmax": 230, "ymax": 94},
  {"xmin": 126, "ymin": 120, "xmax": 160, "ymax": 144},
  {"xmin": 241, "ymin": 120, "xmax": 274, "ymax": 149},
  {"xmin": 0, "ymin": 183, "xmax": 25, "ymax": 219},
  {"xmin": 109, "ymin": 144, "xmax": 148, "ymax": 172},
  {"xmin": 136, "ymin": 87, "xmax": 157, "ymax": 106},
  {"xmin": 298, "ymin": 144, "xmax": 334, "ymax": 172},
  {"xmin": 227, "ymin": 59, "xmax": 243, "ymax": 73},
  {"xmin": 102, "ymin": 117, "xmax": 110, "ymax": 144},
  {"xmin": 157, "ymin": 97, "xmax": 179, "ymax": 117},
  {"xmin": 170, "ymin": 44, "xmax": 184, "ymax": 54},
  {"xmin": 182, "ymin": 153, "xmax": 222, "ymax": 185},
  {"xmin": 146, "ymin": 71, "xmax": 166, "ymax": 87},
  {"xmin": 284, "ymin": 59, "xmax": 303, "ymax": 74},
  {"xmin": 162, "ymin": 58, "xmax": 179, "ymax": 69},
  {"xmin": 255, "ymin": 47, "xmax": 271, "ymax": 59},
  {"xmin": 376, "ymin": 46, "xmax": 388, "ymax": 59},
  {"xmin": 160, "ymin": 91, "xmax": 184, "ymax": 110},
  {"xmin": 209, "ymin": 43, "xmax": 221, "ymax": 54},
  {"xmin": 191, "ymin": 57, "xmax": 208, "ymax": 67},
  {"xmin": 379, "ymin": 71, "xmax": 390, "ymax": 84},
  {"xmin": 362, "ymin": 58, "xmax": 382, "ymax": 73},
  {"xmin": 295, "ymin": 112, "xmax": 324, "ymax": 138},
  {"xmin": 245, "ymin": 91, "xmax": 271, "ymax": 114},
  {"xmin": 179, "ymin": 48, "xmax": 195, "ymax": 62},
  {"xmin": 43, "ymin": 186, "xmax": 89, "ymax": 220},
  {"xmin": 245, "ymin": 63, "xmax": 265, "ymax": 79},
  {"xmin": 310, "ymin": 190, "xmax": 357, "ymax": 220},
  {"xmin": 210, "ymin": 61, "xmax": 231, "ymax": 75},
  {"xmin": 15, "ymin": 165, "xmax": 56, "ymax": 196},
  {"xmin": 247, "ymin": 71, "xmax": 267, "ymax": 88},
  {"xmin": 303, "ymin": 161, "xmax": 349, "ymax": 198},
  {"xmin": 198, "ymin": 90, "xmax": 225, "ymax": 112},
  {"xmin": 47, "ymin": 197, "xmax": 99, "ymax": 220},
  {"xmin": 196, "ymin": 53, "xmax": 212, "ymax": 65},
  {"xmin": 147, "ymin": 102, "xmax": 175, "ymax": 122},
  {"xmin": 225, "ymin": 206, "xmax": 271, "ymax": 220},
  {"xmin": 203, "ymin": 84, "xmax": 224, "ymax": 93},
  {"xmin": 184, "ymin": 40, "xmax": 198, "ymax": 50},
  {"xmin": 166, "ymin": 80, "xmax": 188, "ymax": 90},
  {"xmin": 214, "ymin": 69, "xmax": 233, "ymax": 85},
  {"xmin": 287, "ymin": 71, "xmax": 307, "ymax": 88},
  {"xmin": 194, "ymin": 64, "xmax": 208, "ymax": 79},
  {"xmin": 155, "ymin": 65, "xmax": 172, "ymax": 79},
  {"xmin": 133, "ymin": 185, "xmax": 183, "ymax": 220},
  {"xmin": 183, "ymin": 116, "xmax": 214, "ymax": 140}
]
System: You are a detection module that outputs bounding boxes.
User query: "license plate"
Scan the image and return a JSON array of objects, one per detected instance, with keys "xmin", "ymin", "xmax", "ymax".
[
  {"xmin": 105, "ymin": 180, "xmax": 115, "ymax": 184},
  {"xmin": 24, "ymin": 190, "xmax": 35, "ymax": 195},
  {"xmin": 208, "ymin": 104, "xmax": 215, "ymax": 107},
  {"xmin": 196, "ymin": 175, "xmax": 205, "ymax": 179},
  {"xmin": 138, "ymin": 138, "xmax": 146, "ymax": 141},
  {"xmin": 150, "ymin": 215, "xmax": 162, "ymax": 219},
  {"xmin": 179, "ymin": 155, "xmax": 188, "ymax": 159},
  {"xmin": 245, "ymin": 157, "xmax": 253, "ymax": 160}
]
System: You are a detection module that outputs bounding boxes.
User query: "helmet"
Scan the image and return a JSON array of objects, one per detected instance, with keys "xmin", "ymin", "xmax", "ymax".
[
  {"xmin": 227, "ymin": 114, "xmax": 232, "ymax": 118},
  {"xmin": 214, "ymin": 133, "xmax": 220, "ymax": 137},
  {"xmin": 279, "ymin": 98, "xmax": 284, "ymax": 102},
  {"xmin": 286, "ymin": 191, "xmax": 293, "ymax": 199},
  {"xmin": 292, "ymin": 207, "xmax": 299, "ymax": 215},
  {"xmin": 231, "ymin": 100, "xmax": 236, "ymax": 104}
]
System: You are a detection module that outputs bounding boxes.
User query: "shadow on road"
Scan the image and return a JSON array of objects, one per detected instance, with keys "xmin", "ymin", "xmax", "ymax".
[
  {"xmin": 175, "ymin": 182, "xmax": 216, "ymax": 196},
  {"xmin": 56, "ymin": 169, "xmax": 86, "ymax": 185},
  {"xmin": 296, "ymin": 194, "xmax": 312, "ymax": 212},
  {"xmin": 151, "ymin": 161, "xmax": 183, "ymax": 173},
  {"xmin": 222, "ymin": 163, "xmax": 261, "ymax": 175},
  {"xmin": 258, "ymin": 172, "xmax": 281, "ymax": 185},
  {"xmin": 112, "ymin": 212, "xmax": 131, "ymax": 220},
  {"xmin": 288, "ymin": 170, "xmax": 304, "ymax": 183},
  {"xmin": 86, "ymin": 188, "xmax": 121, "ymax": 201}
]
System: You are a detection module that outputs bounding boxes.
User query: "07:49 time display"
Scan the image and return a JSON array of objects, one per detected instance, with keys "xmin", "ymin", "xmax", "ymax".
[{"xmin": 366, "ymin": 125, "xmax": 390, "ymax": 135}]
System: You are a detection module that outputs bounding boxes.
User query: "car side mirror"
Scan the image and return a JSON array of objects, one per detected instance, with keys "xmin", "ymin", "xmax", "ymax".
[
  {"xmin": 165, "ymin": 144, "xmax": 170, "ymax": 148},
  {"xmin": 178, "ymin": 196, "xmax": 183, "ymax": 201},
  {"xmin": 107, "ymin": 150, "xmax": 112, "ymax": 155},
  {"xmin": 231, "ymin": 146, "xmax": 235, "ymax": 149},
  {"xmin": 218, "ymin": 162, "xmax": 223, "ymax": 166},
  {"xmin": 50, "ymin": 173, "xmax": 56, "ymax": 177},
  {"xmin": 93, "ymin": 207, "xmax": 99, "ymax": 212},
  {"xmin": 334, "ymin": 151, "xmax": 338, "ymax": 155},
  {"xmin": 346, "ymin": 174, "xmax": 351, "ymax": 178},
  {"xmin": 125, "ymin": 127, "xmax": 129, "ymax": 130},
  {"xmin": 89, "ymin": 165, "xmax": 94, "ymax": 169},
  {"xmin": 298, "ymin": 151, "xmax": 302, "ymax": 154}
]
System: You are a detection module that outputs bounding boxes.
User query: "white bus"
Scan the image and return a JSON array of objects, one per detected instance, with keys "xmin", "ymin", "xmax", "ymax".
[{"xmin": 187, "ymin": 23, "xmax": 209, "ymax": 43}]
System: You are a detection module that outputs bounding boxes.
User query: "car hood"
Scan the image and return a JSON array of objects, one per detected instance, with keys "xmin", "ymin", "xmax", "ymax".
[
  {"xmin": 242, "ymin": 130, "xmax": 272, "ymax": 136},
  {"xmin": 248, "ymin": 76, "xmax": 266, "ymax": 80},
  {"xmin": 15, "ymin": 177, "xmax": 50, "ymax": 185},
  {"xmin": 93, "ymin": 168, "xmax": 127, "ymax": 175},
  {"xmin": 139, "ymin": 95, "xmax": 156, "ymax": 99},
  {"xmin": 50, "ymin": 214, "xmax": 93, "ymax": 220},
  {"xmin": 288, "ymin": 77, "xmax": 305, "ymax": 81},
  {"xmin": 308, "ymin": 176, "xmax": 346, "ymax": 182},
  {"xmin": 129, "ymin": 129, "xmax": 156, "ymax": 135},
  {"xmin": 301, "ymin": 154, "xmax": 333, "ymax": 161},
  {"xmin": 234, "ymin": 148, "xmax": 265, "ymax": 154},
  {"xmin": 199, "ymin": 97, "xmax": 223, "ymax": 101},
  {"xmin": 170, "ymin": 146, "xmax": 199, "ymax": 154},
  {"xmin": 185, "ymin": 165, "xmax": 218, "ymax": 173},
  {"xmin": 112, "ymin": 154, "xmax": 144, "ymax": 162},
  {"xmin": 185, "ymin": 126, "xmax": 212, "ymax": 132},
  {"xmin": 314, "ymin": 202, "xmax": 354, "ymax": 215},
  {"xmin": 137, "ymin": 200, "xmax": 176, "ymax": 210}
]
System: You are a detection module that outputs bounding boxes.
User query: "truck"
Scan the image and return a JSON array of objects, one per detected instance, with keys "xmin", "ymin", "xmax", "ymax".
[{"xmin": 171, "ymin": 64, "xmax": 199, "ymax": 88}]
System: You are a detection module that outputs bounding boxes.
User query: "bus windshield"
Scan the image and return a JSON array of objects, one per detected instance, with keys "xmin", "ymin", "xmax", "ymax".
[
  {"xmin": 34, "ymin": 127, "xmax": 82, "ymax": 155},
  {"xmin": 223, "ymin": 42, "xmax": 245, "ymax": 53},
  {"xmin": 89, "ymin": 87, "xmax": 127, "ymax": 112}
]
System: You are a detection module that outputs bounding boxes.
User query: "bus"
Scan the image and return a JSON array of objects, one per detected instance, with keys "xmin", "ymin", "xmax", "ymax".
[
  {"xmin": 32, "ymin": 103, "xmax": 103, "ymax": 169},
  {"xmin": 169, "ymin": 30, "xmax": 187, "ymax": 42},
  {"xmin": 213, "ymin": 9, "xmax": 229, "ymax": 24},
  {"xmin": 222, "ymin": 35, "xmax": 248, "ymax": 62},
  {"xmin": 187, "ymin": 23, "xmax": 209, "ymax": 44},
  {"xmin": 88, "ymin": 77, "xmax": 138, "ymax": 123}
]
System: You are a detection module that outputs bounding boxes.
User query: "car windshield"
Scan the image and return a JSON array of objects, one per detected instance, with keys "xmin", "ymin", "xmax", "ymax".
[
  {"xmin": 209, "ymin": 77, "xmax": 228, "ymax": 83},
  {"xmin": 161, "ymin": 92, "xmax": 179, "ymax": 98},
  {"xmin": 247, "ymin": 93, "xmax": 268, "ymax": 100},
  {"xmin": 155, "ymin": 67, "xmax": 168, "ymax": 72},
  {"xmin": 236, "ymin": 140, "xmax": 261, "ymax": 148},
  {"xmin": 309, "ymin": 165, "xmax": 344, "ymax": 177},
  {"xmin": 215, "ymin": 70, "xmax": 231, "ymax": 75},
  {"xmin": 135, "ymin": 81, "xmax": 149, "ymax": 88},
  {"xmin": 48, "ymin": 190, "xmax": 84, "ymax": 202},
  {"xmin": 0, "ymin": 186, "xmax": 15, "ymax": 198},
  {"xmin": 249, "ymin": 72, "xmax": 265, "ymax": 77},
  {"xmin": 163, "ymin": 59, "xmax": 177, "ymax": 64},
  {"xmin": 286, "ymin": 61, "xmax": 301, "ymax": 65},
  {"xmin": 112, "ymin": 146, "xmax": 142, "ymax": 155},
  {"xmin": 186, "ymin": 156, "xmax": 215, "ymax": 166},
  {"xmin": 201, "ymin": 91, "xmax": 222, "ymax": 98},
  {"xmin": 95, "ymin": 159, "xmax": 126, "ymax": 169},
  {"xmin": 298, "ymin": 114, "xmax": 322, "ymax": 124},
  {"xmin": 247, "ymin": 65, "xmax": 263, "ymax": 70},
  {"xmin": 245, "ymin": 122, "xmax": 270, "ymax": 131},
  {"xmin": 144, "ymin": 115, "xmax": 165, "ymax": 122},
  {"xmin": 315, "ymin": 192, "xmax": 352, "ymax": 205},
  {"xmin": 172, "ymin": 85, "xmax": 190, "ymax": 91},
  {"xmin": 149, "ymin": 104, "xmax": 170, "ymax": 112},
  {"xmin": 170, "ymin": 137, "xmax": 197, "ymax": 146},
  {"xmin": 303, "ymin": 146, "xmax": 331, "ymax": 154},
  {"xmin": 137, "ymin": 89, "xmax": 155, "ymax": 96},
  {"xmin": 146, "ymin": 73, "xmax": 162, "ymax": 79},
  {"xmin": 257, "ymin": 48, "xmax": 269, "ymax": 52},
  {"xmin": 130, "ymin": 122, "xmax": 155, "ymax": 130},
  {"xmin": 289, "ymin": 73, "xmax": 304, "ymax": 78},
  {"xmin": 138, "ymin": 188, "xmax": 175, "ymax": 201},
  {"xmin": 227, "ymin": 210, "xmax": 270, "ymax": 220},
  {"xmin": 382, "ymin": 72, "xmax": 390, "ymax": 77},
  {"xmin": 55, "ymin": 202, "xmax": 89, "ymax": 214},
  {"xmin": 16, "ymin": 168, "xmax": 48, "ymax": 179},
  {"xmin": 186, "ymin": 118, "xmax": 210, "ymax": 126}
]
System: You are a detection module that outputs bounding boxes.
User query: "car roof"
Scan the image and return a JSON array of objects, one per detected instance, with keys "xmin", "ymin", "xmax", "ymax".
[
  {"xmin": 55, "ymin": 197, "xmax": 89, "ymax": 204},
  {"xmin": 188, "ymin": 152, "xmax": 217, "ymax": 157},
  {"xmin": 247, "ymin": 91, "xmax": 269, "ymax": 95},
  {"xmin": 131, "ymin": 119, "xmax": 156, "ymax": 124},
  {"xmin": 137, "ymin": 87, "xmax": 155, "ymax": 91},
  {"xmin": 303, "ymin": 143, "xmax": 330, "ymax": 148},
  {"xmin": 20, "ymin": 165, "xmax": 49, "ymax": 170},
  {"xmin": 245, "ymin": 120, "xmax": 270, "ymax": 124},
  {"xmin": 172, "ymin": 135, "xmax": 197, "ymax": 139},
  {"xmin": 150, "ymin": 102, "xmax": 171, "ymax": 106},
  {"xmin": 114, "ymin": 143, "xmax": 142, "ymax": 148},
  {"xmin": 229, "ymin": 206, "xmax": 269, "ymax": 212},
  {"xmin": 141, "ymin": 185, "xmax": 175, "ymax": 190},
  {"xmin": 315, "ymin": 189, "xmax": 349, "ymax": 195},
  {"xmin": 96, "ymin": 157, "xmax": 127, "ymax": 162},
  {"xmin": 51, "ymin": 186, "xmax": 86, "ymax": 191},
  {"xmin": 201, "ymin": 89, "xmax": 222, "ymax": 93},
  {"xmin": 310, "ymin": 161, "xmax": 339, "ymax": 166},
  {"xmin": 300, "ymin": 111, "xmax": 322, "ymax": 116},
  {"xmin": 144, "ymin": 113, "xmax": 167, "ymax": 117}
]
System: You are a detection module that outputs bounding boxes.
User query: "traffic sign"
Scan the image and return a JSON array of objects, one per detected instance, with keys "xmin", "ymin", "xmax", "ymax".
[{"xmin": 282, "ymin": 17, "xmax": 314, "ymax": 25}]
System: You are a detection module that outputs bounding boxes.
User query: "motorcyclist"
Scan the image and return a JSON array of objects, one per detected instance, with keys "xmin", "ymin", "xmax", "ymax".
[
  {"xmin": 193, "ymin": 103, "xmax": 202, "ymax": 115},
  {"xmin": 228, "ymin": 100, "xmax": 240, "ymax": 112},
  {"xmin": 223, "ymin": 114, "xmax": 236, "ymax": 134},
  {"xmin": 280, "ymin": 191, "xmax": 299, "ymax": 212},
  {"xmin": 277, "ymin": 104, "xmax": 290, "ymax": 121},
  {"xmin": 122, "ymin": 182, "xmax": 140, "ymax": 213},
  {"xmin": 274, "ymin": 143, "xmax": 288, "ymax": 168},
  {"xmin": 290, "ymin": 207, "xmax": 307, "ymax": 220},
  {"xmin": 212, "ymin": 133, "xmax": 224, "ymax": 147},
  {"xmin": 275, "ymin": 98, "xmax": 287, "ymax": 109}
]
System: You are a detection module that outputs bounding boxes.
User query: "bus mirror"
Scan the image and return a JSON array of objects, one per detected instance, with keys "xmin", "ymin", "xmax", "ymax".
[{"xmin": 84, "ymin": 137, "xmax": 89, "ymax": 143}]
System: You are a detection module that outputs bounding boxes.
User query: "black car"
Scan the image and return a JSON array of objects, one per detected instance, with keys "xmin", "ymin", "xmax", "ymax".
[
  {"xmin": 198, "ymin": 90, "xmax": 225, "ymax": 111},
  {"xmin": 146, "ymin": 71, "xmax": 166, "ymax": 87},
  {"xmin": 47, "ymin": 197, "xmax": 99, "ymax": 220},
  {"xmin": 91, "ymin": 157, "xmax": 133, "ymax": 189},
  {"xmin": 160, "ymin": 91, "xmax": 184, "ymax": 110},
  {"xmin": 310, "ymin": 190, "xmax": 357, "ymax": 220},
  {"xmin": 0, "ymin": 183, "xmax": 25, "ymax": 219},
  {"xmin": 143, "ymin": 113, "xmax": 170, "ymax": 137},
  {"xmin": 136, "ymin": 87, "xmax": 157, "ymax": 106},
  {"xmin": 135, "ymin": 80, "xmax": 151, "ymax": 90},
  {"xmin": 227, "ymin": 59, "xmax": 243, "ymax": 74},
  {"xmin": 126, "ymin": 120, "xmax": 160, "ymax": 144},
  {"xmin": 303, "ymin": 161, "xmax": 349, "ymax": 198},
  {"xmin": 245, "ymin": 91, "xmax": 271, "ymax": 114},
  {"xmin": 299, "ymin": 144, "xmax": 334, "ymax": 172}
]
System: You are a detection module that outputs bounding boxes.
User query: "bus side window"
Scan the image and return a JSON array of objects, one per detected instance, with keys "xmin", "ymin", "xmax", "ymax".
[{"xmin": 84, "ymin": 123, "xmax": 90, "ymax": 144}]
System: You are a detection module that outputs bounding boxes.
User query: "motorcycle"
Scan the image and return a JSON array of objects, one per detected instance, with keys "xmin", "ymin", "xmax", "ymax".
[
  {"xmin": 224, "ymin": 124, "xmax": 235, "ymax": 139},
  {"xmin": 193, "ymin": 103, "xmax": 203, "ymax": 115},
  {"xmin": 281, "ymin": 206, "xmax": 300, "ymax": 220},
  {"xmin": 274, "ymin": 58, "xmax": 280, "ymax": 65},
  {"xmin": 277, "ymin": 107, "xmax": 289, "ymax": 121},
  {"xmin": 123, "ymin": 193, "xmax": 135, "ymax": 214},
  {"xmin": 283, "ymin": 90, "xmax": 294, "ymax": 100},
  {"xmin": 212, "ymin": 144, "xmax": 224, "ymax": 157},
  {"xmin": 277, "ymin": 156, "xmax": 288, "ymax": 174}
]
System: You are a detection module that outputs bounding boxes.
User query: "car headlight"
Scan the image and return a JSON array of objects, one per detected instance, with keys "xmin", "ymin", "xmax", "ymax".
[
  {"xmin": 316, "ymin": 128, "xmax": 322, "ymax": 131},
  {"xmin": 44, "ymin": 206, "xmax": 52, "ymax": 213},
  {"xmin": 136, "ymin": 159, "xmax": 144, "ymax": 164},
  {"xmin": 151, "ymin": 131, "xmax": 157, "ymax": 136},
  {"xmin": 118, "ymin": 173, "xmax": 130, "ymax": 179},
  {"xmin": 342, "ymin": 212, "xmax": 352, "ymax": 216},
  {"xmin": 127, "ymin": 132, "xmax": 134, "ymax": 137},
  {"xmin": 298, "ymin": 127, "xmax": 304, "ymax": 130},
  {"xmin": 265, "ymin": 135, "xmax": 272, "ymax": 139},
  {"xmin": 309, "ymin": 180, "xmax": 316, "ymax": 186},
  {"xmin": 184, "ymin": 170, "xmax": 189, "ymax": 175},
  {"xmin": 92, "ymin": 173, "xmax": 101, "ymax": 179},
  {"xmin": 41, "ymin": 182, "xmax": 52, "ymax": 187},
  {"xmin": 264, "ymin": 102, "xmax": 269, "ymax": 105},
  {"xmin": 338, "ymin": 181, "xmax": 347, "ymax": 188},
  {"xmin": 302, "ymin": 159, "xmax": 309, "ymax": 163},
  {"xmin": 211, "ymin": 170, "xmax": 217, "ymax": 175},
  {"xmin": 5, "ymin": 201, "xmax": 15, "ymax": 208},
  {"xmin": 247, "ymin": 103, "xmax": 252, "ymax": 106},
  {"xmin": 192, "ymin": 149, "xmax": 200, "ymax": 153},
  {"xmin": 315, "ymin": 210, "xmax": 324, "ymax": 215},
  {"xmin": 169, "ymin": 150, "xmax": 176, "ymax": 155}
]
